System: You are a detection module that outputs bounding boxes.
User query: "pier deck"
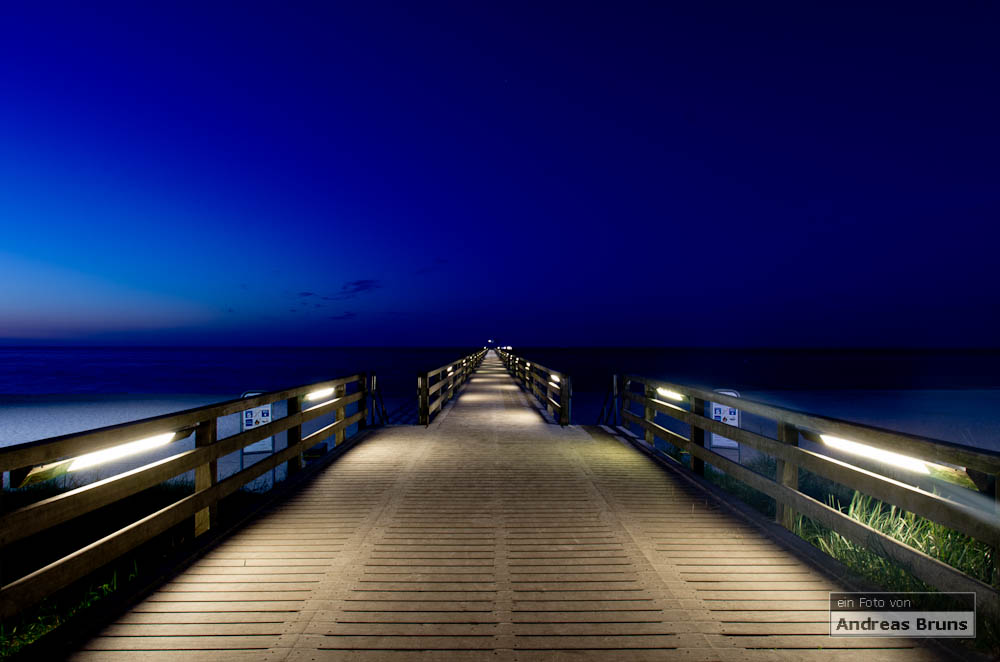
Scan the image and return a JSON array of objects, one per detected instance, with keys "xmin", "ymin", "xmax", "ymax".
[{"xmin": 69, "ymin": 353, "xmax": 945, "ymax": 661}]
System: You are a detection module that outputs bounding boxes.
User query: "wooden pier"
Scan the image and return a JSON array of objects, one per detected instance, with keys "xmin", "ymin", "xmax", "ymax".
[{"xmin": 59, "ymin": 353, "xmax": 951, "ymax": 660}]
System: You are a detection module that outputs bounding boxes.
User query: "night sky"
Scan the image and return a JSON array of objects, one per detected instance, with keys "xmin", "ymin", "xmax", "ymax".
[{"xmin": 2, "ymin": 2, "xmax": 997, "ymax": 347}]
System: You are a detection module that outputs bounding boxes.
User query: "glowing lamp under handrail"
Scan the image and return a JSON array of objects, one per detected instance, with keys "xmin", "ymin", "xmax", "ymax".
[
  {"xmin": 305, "ymin": 387, "xmax": 334, "ymax": 401},
  {"xmin": 656, "ymin": 387, "xmax": 685, "ymax": 401},
  {"xmin": 68, "ymin": 432, "xmax": 176, "ymax": 471},
  {"xmin": 820, "ymin": 434, "xmax": 929, "ymax": 474}
]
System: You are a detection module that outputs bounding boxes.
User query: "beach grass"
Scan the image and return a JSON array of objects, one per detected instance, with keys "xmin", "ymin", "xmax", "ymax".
[
  {"xmin": 674, "ymin": 447, "xmax": 999, "ymax": 655},
  {"xmin": 0, "ymin": 479, "xmax": 268, "ymax": 659},
  {"xmin": 0, "ymin": 559, "xmax": 139, "ymax": 659},
  {"xmin": 794, "ymin": 493, "xmax": 998, "ymax": 656}
]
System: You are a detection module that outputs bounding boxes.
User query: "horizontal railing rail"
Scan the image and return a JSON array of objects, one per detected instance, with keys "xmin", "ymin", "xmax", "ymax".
[
  {"xmin": 417, "ymin": 350, "xmax": 487, "ymax": 425},
  {"xmin": 620, "ymin": 374, "xmax": 1000, "ymax": 613},
  {"xmin": 496, "ymin": 350, "xmax": 571, "ymax": 425},
  {"xmin": 0, "ymin": 374, "xmax": 372, "ymax": 620}
]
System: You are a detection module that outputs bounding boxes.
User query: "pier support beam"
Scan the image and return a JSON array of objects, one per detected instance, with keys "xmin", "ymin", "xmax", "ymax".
[
  {"xmin": 358, "ymin": 373, "xmax": 369, "ymax": 431},
  {"xmin": 194, "ymin": 418, "xmax": 218, "ymax": 537},
  {"xmin": 775, "ymin": 422, "xmax": 799, "ymax": 529},
  {"xmin": 417, "ymin": 372, "xmax": 429, "ymax": 426},
  {"xmin": 287, "ymin": 395, "xmax": 303, "ymax": 477},
  {"xmin": 644, "ymin": 385, "xmax": 656, "ymax": 446},
  {"xmin": 335, "ymin": 383, "xmax": 346, "ymax": 445},
  {"xmin": 559, "ymin": 375, "xmax": 572, "ymax": 426},
  {"xmin": 691, "ymin": 397, "xmax": 705, "ymax": 476}
]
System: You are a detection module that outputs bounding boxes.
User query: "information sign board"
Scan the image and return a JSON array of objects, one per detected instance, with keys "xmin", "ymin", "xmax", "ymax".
[
  {"xmin": 709, "ymin": 389, "xmax": 740, "ymax": 449},
  {"xmin": 241, "ymin": 392, "xmax": 273, "ymax": 454}
]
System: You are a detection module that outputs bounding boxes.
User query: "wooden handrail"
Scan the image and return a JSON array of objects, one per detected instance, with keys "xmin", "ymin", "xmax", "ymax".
[
  {"xmin": 417, "ymin": 350, "xmax": 487, "ymax": 425},
  {"xmin": 496, "ymin": 350, "xmax": 571, "ymax": 425},
  {"xmin": 621, "ymin": 374, "xmax": 1000, "ymax": 613},
  {"xmin": 0, "ymin": 374, "xmax": 370, "ymax": 620},
  {"xmin": 625, "ymin": 375, "xmax": 1000, "ymax": 474},
  {"xmin": 0, "ymin": 374, "xmax": 361, "ymax": 472}
]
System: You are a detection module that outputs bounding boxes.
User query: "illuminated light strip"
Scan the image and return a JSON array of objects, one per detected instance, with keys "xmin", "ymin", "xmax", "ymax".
[
  {"xmin": 820, "ymin": 434, "xmax": 929, "ymax": 474},
  {"xmin": 656, "ymin": 387, "xmax": 685, "ymax": 401},
  {"xmin": 548, "ymin": 381, "xmax": 560, "ymax": 388},
  {"xmin": 550, "ymin": 374, "xmax": 560, "ymax": 383},
  {"xmin": 68, "ymin": 433, "xmax": 176, "ymax": 471},
  {"xmin": 305, "ymin": 387, "xmax": 334, "ymax": 401}
]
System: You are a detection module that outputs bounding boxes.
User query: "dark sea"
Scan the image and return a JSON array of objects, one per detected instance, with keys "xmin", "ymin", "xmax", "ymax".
[{"xmin": 1, "ymin": 346, "xmax": 998, "ymax": 452}]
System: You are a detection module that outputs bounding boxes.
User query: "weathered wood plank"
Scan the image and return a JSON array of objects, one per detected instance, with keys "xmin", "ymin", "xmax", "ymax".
[{"xmin": 80, "ymin": 635, "xmax": 281, "ymax": 650}]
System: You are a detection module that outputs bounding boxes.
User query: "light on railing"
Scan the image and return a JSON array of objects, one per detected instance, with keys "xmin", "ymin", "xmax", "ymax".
[
  {"xmin": 549, "ymin": 381, "xmax": 560, "ymax": 389},
  {"xmin": 820, "ymin": 434, "xmax": 929, "ymax": 474},
  {"xmin": 69, "ymin": 432, "xmax": 176, "ymax": 471},
  {"xmin": 306, "ymin": 387, "xmax": 335, "ymax": 401},
  {"xmin": 525, "ymin": 362, "xmax": 531, "ymax": 368},
  {"xmin": 656, "ymin": 387, "xmax": 685, "ymax": 401},
  {"xmin": 551, "ymin": 374, "xmax": 560, "ymax": 382}
]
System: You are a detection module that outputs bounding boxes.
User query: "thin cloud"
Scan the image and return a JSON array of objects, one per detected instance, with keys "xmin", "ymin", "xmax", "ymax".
[
  {"xmin": 328, "ymin": 311, "xmax": 356, "ymax": 321},
  {"xmin": 322, "ymin": 279, "xmax": 381, "ymax": 301}
]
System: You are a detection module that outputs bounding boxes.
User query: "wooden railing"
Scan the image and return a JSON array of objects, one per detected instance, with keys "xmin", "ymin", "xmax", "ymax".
[
  {"xmin": 0, "ymin": 373, "xmax": 371, "ymax": 620},
  {"xmin": 620, "ymin": 374, "xmax": 1000, "ymax": 612},
  {"xmin": 417, "ymin": 350, "xmax": 487, "ymax": 425},
  {"xmin": 496, "ymin": 350, "xmax": 571, "ymax": 425}
]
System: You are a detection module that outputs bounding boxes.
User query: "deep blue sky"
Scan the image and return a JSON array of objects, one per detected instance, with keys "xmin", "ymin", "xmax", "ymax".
[{"xmin": 1, "ymin": 2, "xmax": 997, "ymax": 346}]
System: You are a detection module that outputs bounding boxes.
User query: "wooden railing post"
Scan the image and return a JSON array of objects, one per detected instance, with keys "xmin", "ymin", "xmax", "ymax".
[
  {"xmin": 993, "ymin": 475, "xmax": 999, "ymax": 588},
  {"xmin": 775, "ymin": 421, "xmax": 799, "ymax": 529},
  {"xmin": 612, "ymin": 374, "xmax": 620, "ymax": 426},
  {"xmin": 644, "ymin": 384, "xmax": 656, "ymax": 445},
  {"xmin": 358, "ymin": 373, "xmax": 369, "ymax": 431},
  {"xmin": 546, "ymin": 376, "xmax": 555, "ymax": 416},
  {"xmin": 194, "ymin": 418, "xmax": 218, "ymax": 537},
  {"xmin": 691, "ymin": 397, "xmax": 706, "ymax": 476},
  {"xmin": 621, "ymin": 377, "xmax": 631, "ymax": 428},
  {"xmin": 286, "ymin": 395, "xmax": 303, "ymax": 477},
  {"xmin": 559, "ymin": 375, "xmax": 572, "ymax": 426},
  {"xmin": 418, "ymin": 372, "xmax": 430, "ymax": 426},
  {"xmin": 335, "ymin": 382, "xmax": 347, "ymax": 445}
]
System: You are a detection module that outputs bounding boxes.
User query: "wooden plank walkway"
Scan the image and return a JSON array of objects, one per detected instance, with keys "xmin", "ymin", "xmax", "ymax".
[{"xmin": 69, "ymin": 353, "xmax": 948, "ymax": 661}]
